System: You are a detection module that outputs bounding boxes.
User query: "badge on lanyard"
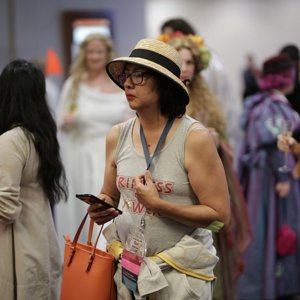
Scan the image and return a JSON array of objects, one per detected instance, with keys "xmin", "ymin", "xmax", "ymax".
[{"xmin": 121, "ymin": 218, "xmax": 147, "ymax": 292}]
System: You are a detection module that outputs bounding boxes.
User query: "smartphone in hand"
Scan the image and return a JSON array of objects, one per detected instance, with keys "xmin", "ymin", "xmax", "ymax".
[{"xmin": 76, "ymin": 194, "xmax": 123, "ymax": 214}]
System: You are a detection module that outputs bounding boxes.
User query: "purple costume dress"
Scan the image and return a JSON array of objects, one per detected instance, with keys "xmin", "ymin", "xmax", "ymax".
[{"xmin": 236, "ymin": 90, "xmax": 300, "ymax": 299}]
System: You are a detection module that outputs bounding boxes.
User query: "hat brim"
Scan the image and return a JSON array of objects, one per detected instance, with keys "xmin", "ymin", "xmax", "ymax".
[{"xmin": 106, "ymin": 57, "xmax": 189, "ymax": 102}]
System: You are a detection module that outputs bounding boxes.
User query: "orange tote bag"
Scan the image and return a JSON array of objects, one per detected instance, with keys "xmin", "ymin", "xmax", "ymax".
[{"xmin": 60, "ymin": 213, "xmax": 116, "ymax": 300}]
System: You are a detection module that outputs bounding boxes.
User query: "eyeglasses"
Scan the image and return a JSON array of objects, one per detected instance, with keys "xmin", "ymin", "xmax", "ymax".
[{"xmin": 118, "ymin": 71, "xmax": 152, "ymax": 86}]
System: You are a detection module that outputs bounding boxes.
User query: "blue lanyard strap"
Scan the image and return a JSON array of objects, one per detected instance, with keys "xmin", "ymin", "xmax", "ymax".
[{"xmin": 140, "ymin": 118, "xmax": 175, "ymax": 170}]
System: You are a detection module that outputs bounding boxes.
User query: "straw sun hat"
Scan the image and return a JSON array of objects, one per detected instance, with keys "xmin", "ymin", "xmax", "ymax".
[{"xmin": 106, "ymin": 38, "xmax": 189, "ymax": 102}]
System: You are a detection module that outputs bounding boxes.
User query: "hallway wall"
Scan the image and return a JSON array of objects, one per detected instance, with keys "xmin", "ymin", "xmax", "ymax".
[{"xmin": 0, "ymin": 0, "xmax": 146, "ymax": 78}]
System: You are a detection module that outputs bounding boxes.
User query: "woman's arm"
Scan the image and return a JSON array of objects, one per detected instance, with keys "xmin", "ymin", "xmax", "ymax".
[
  {"xmin": 88, "ymin": 124, "xmax": 121, "ymax": 224},
  {"xmin": 135, "ymin": 125, "xmax": 230, "ymax": 228},
  {"xmin": 56, "ymin": 78, "xmax": 77, "ymax": 131},
  {"xmin": 0, "ymin": 130, "xmax": 25, "ymax": 224}
]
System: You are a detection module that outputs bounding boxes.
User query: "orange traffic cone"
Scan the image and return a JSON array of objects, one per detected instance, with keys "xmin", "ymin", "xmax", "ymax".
[{"xmin": 45, "ymin": 48, "xmax": 62, "ymax": 76}]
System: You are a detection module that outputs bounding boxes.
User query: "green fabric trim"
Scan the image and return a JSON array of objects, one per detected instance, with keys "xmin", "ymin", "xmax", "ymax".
[{"xmin": 206, "ymin": 221, "xmax": 224, "ymax": 232}]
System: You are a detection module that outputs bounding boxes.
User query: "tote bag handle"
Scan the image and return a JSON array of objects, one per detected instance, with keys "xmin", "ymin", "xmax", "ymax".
[{"xmin": 67, "ymin": 213, "xmax": 104, "ymax": 271}]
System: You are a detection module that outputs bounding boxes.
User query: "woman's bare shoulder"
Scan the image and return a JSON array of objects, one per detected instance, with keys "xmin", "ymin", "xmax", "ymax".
[
  {"xmin": 186, "ymin": 122, "xmax": 212, "ymax": 146},
  {"xmin": 106, "ymin": 118, "xmax": 134, "ymax": 145}
]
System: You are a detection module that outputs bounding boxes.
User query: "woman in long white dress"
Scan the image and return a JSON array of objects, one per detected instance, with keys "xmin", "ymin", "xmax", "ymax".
[{"xmin": 55, "ymin": 33, "xmax": 131, "ymax": 251}]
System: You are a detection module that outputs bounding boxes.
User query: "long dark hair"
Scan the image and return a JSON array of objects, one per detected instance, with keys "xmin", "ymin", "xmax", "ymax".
[{"xmin": 0, "ymin": 59, "xmax": 68, "ymax": 206}]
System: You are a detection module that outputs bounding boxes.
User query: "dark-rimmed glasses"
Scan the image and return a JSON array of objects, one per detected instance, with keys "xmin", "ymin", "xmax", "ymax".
[{"xmin": 118, "ymin": 71, "xmax": 152, "ymax": 87}]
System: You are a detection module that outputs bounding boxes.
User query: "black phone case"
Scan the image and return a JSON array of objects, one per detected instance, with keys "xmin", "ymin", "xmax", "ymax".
[{"xmin": 76, "ymin": 194, "xmax": 123, "ymax": 214}]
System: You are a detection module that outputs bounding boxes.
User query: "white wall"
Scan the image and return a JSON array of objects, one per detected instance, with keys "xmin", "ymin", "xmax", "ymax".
[{"xmin": 145, "ymin": 0, "xmax": 300, "ymax": 102}]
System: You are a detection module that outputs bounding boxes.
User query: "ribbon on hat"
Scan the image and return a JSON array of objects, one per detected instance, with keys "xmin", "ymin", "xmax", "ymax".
[{"xmin": 130, "ymin": 49, "xmax": 181, "ymax": 78}]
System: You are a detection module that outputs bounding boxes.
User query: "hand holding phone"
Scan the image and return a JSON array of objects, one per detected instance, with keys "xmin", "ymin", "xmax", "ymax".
[{"xmin": 76, "ymin": 194, "xmax": 122, "ymax": 214}]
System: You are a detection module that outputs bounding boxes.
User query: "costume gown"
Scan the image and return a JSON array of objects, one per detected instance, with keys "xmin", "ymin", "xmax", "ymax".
[
  {"xmin": 55, "ymin": 79, "xmax": 130, "ymax": 252},
  {"xmin": 236, "ymin": 90, "xmax": 300, "ymax": 299}
]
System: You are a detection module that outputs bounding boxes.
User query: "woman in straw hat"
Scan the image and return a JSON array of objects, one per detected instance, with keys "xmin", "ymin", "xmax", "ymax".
[{"xmin": 88, "ymin": 38, "xmax": 230, "ymax": 299}]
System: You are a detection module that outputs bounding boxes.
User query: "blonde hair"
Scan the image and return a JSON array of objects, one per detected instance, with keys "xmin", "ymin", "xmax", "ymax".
[
  {"xmin": 168, "ymin": 36, "xmax": 228, "ymax": 141},
  {"xmin": 68, "ymin": 33, "xmax": 114, "ymax": 102}
]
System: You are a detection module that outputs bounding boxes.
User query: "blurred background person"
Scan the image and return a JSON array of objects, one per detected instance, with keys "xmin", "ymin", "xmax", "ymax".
[
  {"xmin": 160, "ymin": 17, "xmax": 242, "ymax": 152},
  {"xmin": 0, "ymin": 59, "xmax": 68, "ymax": 299},
  {"xmin": 236, "ymin": 53, "xmax": 300, "ymax": 300},
  {"xmin": 166, "ymin": 34, "xmax": 252, "ymax": 300},
  {"xmin": 241, "ymin": 53, "xmax": 261, "ymax": 100},
  {"xmin": 279, "ymin": 44, "xmax": 300, "ymax": 116},
  {"xmin": 280, "ymin": 44, "xmax": 300, "ymax": 144},
  {"xmin": 55, "ymin": 33, "xmax": 132, "ymax": 251},
  {"xmin": 161, "ymin": 17, "xmax": 196, "ymax": 36}
]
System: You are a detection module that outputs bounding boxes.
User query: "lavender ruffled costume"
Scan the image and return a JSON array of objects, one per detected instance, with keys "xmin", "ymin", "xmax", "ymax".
[{"xmin": 236, "ymin": 90, "xmax": 300, "ymax": 299}]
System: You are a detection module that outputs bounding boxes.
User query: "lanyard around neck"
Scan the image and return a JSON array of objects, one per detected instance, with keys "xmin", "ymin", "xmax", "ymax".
[{"xmin": 140, "ymin": 118, "xmax": 175, "ymax": 170}]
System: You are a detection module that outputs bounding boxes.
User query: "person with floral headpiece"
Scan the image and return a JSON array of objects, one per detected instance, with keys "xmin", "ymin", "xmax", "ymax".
[
  {"xmin": 237, "ymin": 53, "xmax": 300, "ymax": 299},
  {"xmin": 160, "ymin": 17, "xmax": 242, "ymax": 153},
  {"xmin": 166, "ymin": 34, "xmax": 252, "ymax": 300}
]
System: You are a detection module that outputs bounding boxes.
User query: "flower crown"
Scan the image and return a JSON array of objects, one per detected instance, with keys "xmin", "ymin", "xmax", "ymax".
[{"xmin": 158, "ymin": 31, "xmax": 211, "ymax": 70}]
